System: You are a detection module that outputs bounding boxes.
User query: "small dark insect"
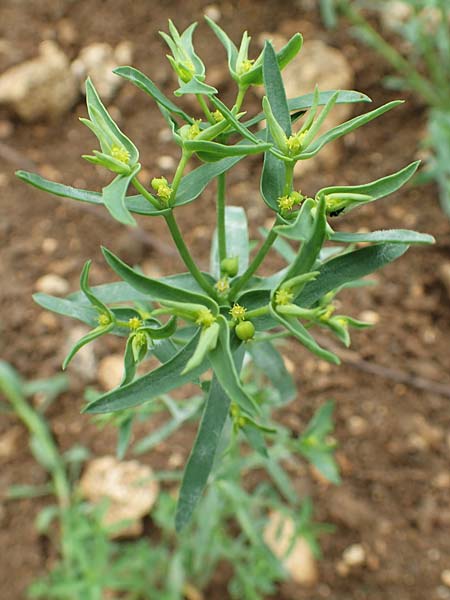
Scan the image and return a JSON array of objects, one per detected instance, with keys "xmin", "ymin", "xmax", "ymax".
[{"xmin": 329, "ymin": 207, "xmax": 346, "ymax": 217}]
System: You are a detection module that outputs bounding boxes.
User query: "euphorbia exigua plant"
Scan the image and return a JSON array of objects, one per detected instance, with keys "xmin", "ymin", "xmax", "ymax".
[{"xmin": 17, "ymin": 18, "xmax": 434, "ymax": 531}]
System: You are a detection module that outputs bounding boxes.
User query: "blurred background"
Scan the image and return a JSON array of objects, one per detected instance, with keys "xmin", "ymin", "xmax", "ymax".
[{"xmin": 1, "ymin": 1, "xmax": 450, "ymax": 598}]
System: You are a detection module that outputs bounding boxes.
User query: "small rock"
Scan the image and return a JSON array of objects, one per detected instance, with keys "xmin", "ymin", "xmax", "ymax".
[
  {"xmin": 347, "ymin": 415, "xmax": 368, "ymax": 436},
  {"xmin": 79, "ymin": 456, "xmax": 159, "ymax": 538},
  {"xmin": 342, "ymin": 543, "xmax": 366, "ymax": 567},
  {"xmin": 156, "ymin": 155, "xmax": 176, "ymax": 171},
  {"xmin": 71, "ymin": 42, "xmax": 133, "ymax": 102},
  {"xmin": 380, "ymin": 1, "xmax": 413, "ymax": 32},
  {"xmin": 0, "ymin": 120, "xmax": 13, "ymax": 139},
  {"xmin": 264, "ymin": 511, "xmax": 318, "ymax": 586},
  {"xmin": 327, "ymin": 488, "xmax": 377, "ymax": 530},
  {"xmin": 204, "ymin": 4, "xmax": 221, "ymax": 22},
  {"xmin": 0, "ymin": 41, "xmax": 78, "ymax": 121},
  {"xmin": 433, "ymin": 472, "xmax": 450, "ymax": 490},
  {"xmin": 442, "ymin": 570, "xmax": 450, "ymax": 588},
  {"xmin": 35, "ymin": 273, "xmax": 70, "ymax": 296},
  {"xmin": 358, "ymin": 310, "xmax": 380, "ymax": 325},
  {"xmin": 0, "ymin": 426, "xmax": 22, "ymax": 459},
  {"xmin": 41, "ymin": 238, "xmax": 58, "ymax": 255},
  {"xmin": 97, "ymin": 355, "xmax": 124, "ymax": 391}
]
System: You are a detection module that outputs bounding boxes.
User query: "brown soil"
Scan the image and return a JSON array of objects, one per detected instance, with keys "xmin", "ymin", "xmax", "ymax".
[{"xmin": 1, "ymin": 1, "xmax": 450, "ymax": 599}]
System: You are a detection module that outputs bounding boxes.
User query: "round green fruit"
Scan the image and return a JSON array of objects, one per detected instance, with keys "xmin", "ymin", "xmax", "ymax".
[
  {"xmin": 235, "ymin": 320, "xmax": 255, "ymax": 341},
  {"xmin": 220, "ymin": 256, "xmax": 239, "ymax": 277}
]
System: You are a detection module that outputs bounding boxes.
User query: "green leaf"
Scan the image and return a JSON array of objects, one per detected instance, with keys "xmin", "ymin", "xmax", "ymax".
[
  {"xmin": 102, "ymin": 247, "xmax": 218, "ymax": 313},
  {"xmin": 270, "ymin": 306, "xmax": 340, "ymax": 364},
  {"xmin": 248, "ymin": 341, "xmax": 296, "ymax": 404},
  {"xmin": 329, "ymin": 229, "xmax": 435, "ymax": 244},
  {"xmin": 63, "ymin": 323, "xmax": 114, "ymax": 369},
  {"xmin": 79, "ymin": 260, "xmax": 112, "ymax": 317},
  {"xmin": 317, "ymin": 161, "xmax": 420, "ymax": 211},
  {"xmin": 205, "ymin": 16, "xmax": 238, "ymax": 74},
  {"xmin": 298, "ymin": 401, "xmax": 340, "ymax": 484},
  {"xmin": 121, "ymin": 336, "xmax": 138, "ymax": 386},
  {"xmin": 182, "ymin": 322, "xmax": 220, "ymax": 374},
  {"xmin": 175, "ymin": 77, "xmax": 218, "ymax": 96},
  {"xmin": 244, "ymin": 89, "xmax": 372, "ymax": 128},
  {"xmin": 85, "ymin": 78, "xmax": 139, "ymax": 164},
  {"xmin": 84, "ymin": 332, "xmax": 208, "ymax": 413},
  {"xmin": 284, "ymin": 196, "xmax": 327, "ymax": 284},
  {"xmin": 274, "ymin": 198, "xmax": 316, "ymax": 241},
  {"xmin": 16, "ymin": 170, "xmax": 164, "ymax": 216},
  {"xmin": 33, "ymin": 293, "xmax": 98, "ymax": 327},
  {"xmin": 210, "ymin": 206, "xmax": 249, "ymax": 278},
  {"xmin": 113, "ymin": 66, "xmax": 193, "ymax": 122},
  {"xmin": 300, "ymin": 100, "xmax": 404, "ymax": 159},
  {"xmin": 117, "ymin": 417, "xmax": 134, "ymax": 460},
  {"xmin": 242, "ymin": 424, "xmax": 268, "ymax": 458},
  {"xmin": 262, "ymin": 42, "xmax": 291, "ymax": 135},
  {"xmin": 240, "ymin": 33, "xmax": 303, "ymax": 86},
  {"xmin": 298, "ymin": 243, "xmax": 409, "ymax": 308},
  {"xmin": 208, "ymin": 316, "xmax": 259, "ymax": 416},
  {"xmin": 102, "ymin": 167, "xmax": 140, "ymax": 227},
  {"xmin": 175, "ymin": 375, "xmax": 230, "ymax": 531},
  {"xmin": 184, "ymin": 139, "xmax": 271, "ymax": 160}
]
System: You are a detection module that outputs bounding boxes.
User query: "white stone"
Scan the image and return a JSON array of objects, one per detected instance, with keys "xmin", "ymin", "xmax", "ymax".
[
  {"xmin": 342, "ymin": 543, "xmax": 366, "ymax": 567},
  {"xmin": 35, "ymin": 273, "xmax": 70, "ymax": 296},
  {"xmin": 442, "ymin": 570, "xmax": 450, "ymax": 588},
  {"xmin": 79, "ymin": 456, "xmax": 159, "ymax": 538},
  {"xmin": 97, "ymin": 354, "xmax": 124, "ymax": 391},
  {"xmin": 71, "ymin": 42, "xmax": 133, "ymax": 102},
  {"xmin": 264, "ymin": 511, "xmax": 318, "ymax": 586},
  {"xmin": 0, "ymin": 41, "xmax": 78, "ymax": 122}
]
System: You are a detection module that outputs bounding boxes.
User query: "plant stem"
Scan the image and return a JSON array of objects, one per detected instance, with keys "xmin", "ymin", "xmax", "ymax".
[
  {"xmin": 197, "ymin": 94, "xmax": 214, "ymax": 123},
  {"xmin": 283, "ymin": 161, "xmax": 295, "ymax": 195},
  {"xmin": 229, "ymin": 221, "xmax": 280, "ymax": 300},
  {"xmin": 132, "ymin": 177, "xmax": 162, "ymax": 210},
  {"xmin": 170, "ymin": 150, "xmax": 191, "ymax": 204},
  {"xmin": 217, "ymin": 172, "xmax": 227, "ymax": 265},
  {"xmin": 245, "ymin": 305, "xmax": 270, "ymax": 319},
  {"xmin": 235, "ymin": 86, "xmax": 248, "ymax": 112},
  {"xmin": 0, "ymin": 365, "xmax": 71, "ymax": 508},
  {"xmin": 164, "ymin": 211, "xmax": 216, "ymax": 297}
]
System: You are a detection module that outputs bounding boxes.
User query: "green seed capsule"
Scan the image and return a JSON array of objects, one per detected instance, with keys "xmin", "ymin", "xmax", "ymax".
[
  {"xmin": 221, "ymin": 256, "xmax": 239, "ymax": 277},
  {"xmin": 235, "ymin": 320, "xmax": 255, "ymax": 341}
]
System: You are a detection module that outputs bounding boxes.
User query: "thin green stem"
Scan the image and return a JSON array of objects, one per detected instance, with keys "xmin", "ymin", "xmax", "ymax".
[
  {"xmin": 132, "ymin": 177, "xmax": 162, "ymax": 210},
  {"xmin": 0, "ymin": 370, "xmax": 71, "ymax": 507},
  {"xmin": 235, "ymin": 86, "xmax": 248, "ymax": 112},
  {"xmin": 164, "ymin": 211, "xmax": 216, "ymax": 297},
  {"xmin": 283, "ymin": 162, "xmax": 295, "ymax": 195},
  {"xmin": 245, "ymin": 305, "xmax": 270, "ymax": 319},
  {"xmin": 170, "ymin": 150, "xmax": 191, "ymax": 204},
  {"xmin": 229, "ymin": 221, "xmax": 280, "ymax": 300},
  {"xmin": 197, "ymin": 94, "xmax": 214, "ymax": 123},
  {"xmin": 217, "ymin": 172, "xmax": 227, "ymax": 265}
]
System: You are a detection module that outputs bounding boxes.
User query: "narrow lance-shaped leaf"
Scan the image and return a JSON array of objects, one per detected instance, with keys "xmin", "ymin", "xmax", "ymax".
[
  {"xmin": 113, "ymin": 66, "xmax": 193, "ymax": 122},
  {"xmin": 244, "ymin": 89, "xmax": 371, "ymax": 128},
  {"xmin": 102, "ymin": 166, "xmax": 140, "ymax": 227},
  {"xmin": 183, "ymin": 139, "xmax": 271, "ymax": 159},
  {"xmin": 102, "ymin": 247, "xmax": 219, "ymax": 313},
  {"xmin": 63, "ymin": 323, "xmax": 114, "ymax": 369},
  {"xmin": 329, "ymin": 229, "xmax": 435, "ymax": 245},
  {"xmin": 175, "ymin": 375, "xmax": 231, "ymax": 531},
  {"xmin": 317, "ymin": 160, "xmax": 420, "ymax": 212},
  {"xmin": 261, "ymin": 41, "xmax": 291, "ymax": 211},
  {"xmin": 208, "ymin": 316, "xmax": 260, "ymax": 417},
  {"xmin": 204, "ymin": 16, "xmax": 238, "ymax": 74},
  {"xmin": 269, "ymin": 306, "xmax": 340, "ymax": 364},
  {"xmin": 299, "ymin": 100, "xmax": 404, "ymax": 159},
  {"xmin": 297, "ymin": 243, "xmax": 409, "ymax": 308},
  {"xmin": 84, "ymin": 331, "xmax": 209, "ymax": 414},
  {"xmin": 284, "ymin": 196, "xmax": 327, "ymax": 284}
]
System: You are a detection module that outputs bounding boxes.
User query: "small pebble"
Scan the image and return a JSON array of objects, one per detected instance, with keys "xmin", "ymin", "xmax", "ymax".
[
  {"xmin": 442, "ymin": 570, "xmax": 450, "ymax": 588},
  {"xmin": 97, "ymin": 355, "xmax": 124, "ymax": 391},
  {"xmin": 342, "ymin": 543, "xmax": 366, "ymax": 567},
  {"xmin": 35, "ymin": 273, "xmax": 69, "ymax": 295},
  {"xmin": 204, "ymin": 4, "xmax": 221, "ymax": 21},
  {"xmin": 156, "ymin": 155, "xmax": 176, "ymax": 171}
]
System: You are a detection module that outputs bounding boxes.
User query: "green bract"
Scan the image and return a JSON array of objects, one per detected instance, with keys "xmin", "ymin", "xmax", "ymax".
[{"xmin": 18, "ymin": 18, "xmax": 434, "ymax": 532}]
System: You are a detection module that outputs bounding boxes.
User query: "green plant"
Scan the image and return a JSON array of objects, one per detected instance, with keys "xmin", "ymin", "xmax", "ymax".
[
  {"xmin": 0, "ymin": 359, "xmax": 332, "ymax": 599},
  {"xmin": 17, "ymin": 18, "xmax": 434, "ymax": 534},
  {"xmin": 324, "ymin": 0, "xmax": 450, "ymax": 215}
]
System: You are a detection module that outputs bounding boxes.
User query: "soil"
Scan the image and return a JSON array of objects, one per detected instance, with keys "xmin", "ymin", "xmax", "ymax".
[{"xmin": 1, "ymin": 1, "xmax": 450, "ymax": 599}]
